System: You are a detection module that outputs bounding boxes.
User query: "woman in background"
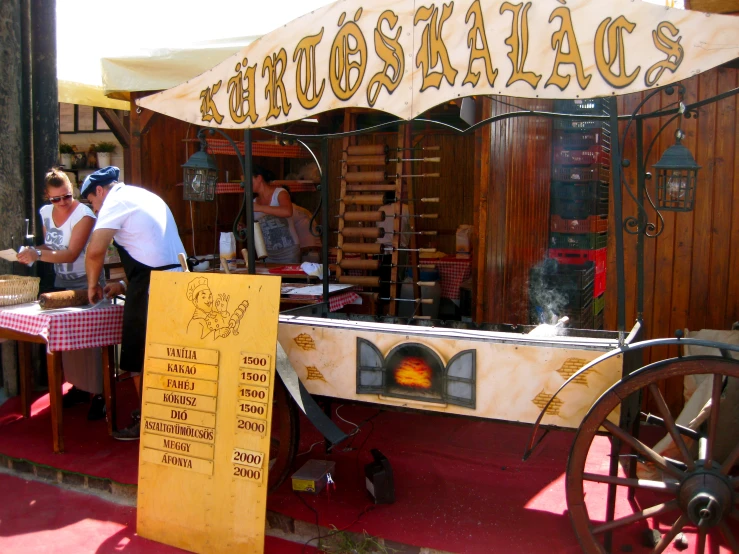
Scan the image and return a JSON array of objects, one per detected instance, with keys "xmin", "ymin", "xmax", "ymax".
[
  {"xmin": 291, "ymin": 203, "xmax": 322, "ymax": 262},
  {"xmin": 18, "ymin": 168, "xmax": 106, "ymax": 420},
  {"xmin": 252, "ymin": 165, "xmax": 301, "ymax": 263}
]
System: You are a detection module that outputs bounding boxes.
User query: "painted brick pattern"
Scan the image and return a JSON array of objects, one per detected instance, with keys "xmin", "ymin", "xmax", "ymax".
[
  {"xmin": 294, "ymin": 333, "xmax": 316, "ymax": 350},
  {"xmin": 556, "ymin": 357, "xmax": 589, "ymax": 385}
]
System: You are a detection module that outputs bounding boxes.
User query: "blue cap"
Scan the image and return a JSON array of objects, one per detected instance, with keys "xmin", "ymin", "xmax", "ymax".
[{"xmin": 80, "ymin": 166, "xmax": 120, "ymax": 197}]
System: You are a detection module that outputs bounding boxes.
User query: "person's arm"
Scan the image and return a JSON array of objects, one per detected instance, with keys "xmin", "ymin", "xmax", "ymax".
[
  {"xmin": 252, "ymin": 189, "xmax": 293, "ymax": 218},
  {"xmin": 27, "ymin": 217, "xmax": 95, "ymax": 265},
  {"xmin": 103, "ymin": 278, "xmax": 127, "ymax": 299},
  {"xmin": 86, "ymin": 228, "xmax": 117, "ymax": 303},
  {"xmin": 17, "ymin": 224, "xmax": 50, "ymax": 264}
]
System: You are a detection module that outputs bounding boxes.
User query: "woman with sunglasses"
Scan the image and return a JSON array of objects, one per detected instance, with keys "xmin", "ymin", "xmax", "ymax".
[{"xmin": 18, "ymin": 167, "xmax": 106, "ymax": 420}]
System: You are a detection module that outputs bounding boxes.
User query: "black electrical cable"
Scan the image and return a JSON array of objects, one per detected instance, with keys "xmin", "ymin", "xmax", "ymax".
[
  {"xmin": 296, "ymin": 408, "xmax": 384, "ymax": 552},
  {"xmin": 295, "ymin": 490, "xmax": 321, "ymax": 553},
  {"xmin": 295, "ymin": 407, "xmax": 385, "ymax": 552}
]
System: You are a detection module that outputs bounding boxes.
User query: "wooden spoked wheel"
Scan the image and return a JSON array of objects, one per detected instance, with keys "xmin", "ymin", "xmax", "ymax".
[
  {"xmin": 268, "ymin": 377, "xmax": 299, "ymax": 493},
  {"xmin": 567, "ymin": 357, "xmax": 739, "ymax": 553}
]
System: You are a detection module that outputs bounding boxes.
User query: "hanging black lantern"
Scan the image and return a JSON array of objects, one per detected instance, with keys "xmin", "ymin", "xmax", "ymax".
[
  {"xmin": 652, "ymin": 130, "xmax": 700, "ymax": 212},
  {"xmin": 182, "ymin": 136, "xmax": 219, "ymax": 201}
]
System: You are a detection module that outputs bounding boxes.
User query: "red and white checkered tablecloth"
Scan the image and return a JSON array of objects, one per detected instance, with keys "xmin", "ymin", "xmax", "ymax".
[
  {"xmin": 0, "ymin": 302, "xmax": 124, "ymax": 352},
  {"xmin": 427, "ymin": 257, "xmax": 472, "ymax": 300},
  {"xmin": 216, "ymin": 182, "xmax": 243, "ymax": 194},
  {"xmin": 328, "ymin": 291, "xmax": 360, "ymax": 312}
]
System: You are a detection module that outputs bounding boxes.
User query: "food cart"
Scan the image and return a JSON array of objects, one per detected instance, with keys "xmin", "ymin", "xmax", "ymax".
[{"xmin": 136, "ymin": 1, "xmax": 739, "ymax": 551}]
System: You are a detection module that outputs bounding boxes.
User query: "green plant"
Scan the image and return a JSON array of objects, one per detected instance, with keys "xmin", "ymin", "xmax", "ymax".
[
  {"xmin": 59, "ymin": 143, "xmax": 75, "ymax": 154},
  {"xmin": 95, "ymin": 141, "xmax": 117, "ymax": 153},
  {"xmin": 318, "ymin": 527, "xmax": 394, "ymax": 554}
]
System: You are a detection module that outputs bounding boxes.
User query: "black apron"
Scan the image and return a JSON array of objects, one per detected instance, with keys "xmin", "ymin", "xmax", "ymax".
[{"xmin": 115, "ymin": 241, "xmax": 179, "ymax": 373}]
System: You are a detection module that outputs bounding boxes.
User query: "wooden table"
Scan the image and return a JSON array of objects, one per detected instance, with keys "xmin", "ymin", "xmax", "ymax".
[
  {"xmin": 0, "ymin": 301, "xmax": 124, "ymax": 453},
  {"xmin": 279, "ymin": 284, "xmax": 360, "ymax": 312}
]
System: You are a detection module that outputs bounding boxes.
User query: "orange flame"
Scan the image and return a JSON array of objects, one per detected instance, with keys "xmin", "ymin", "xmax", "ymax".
[{"xmin": 393, "ymin": 357, "xmax": 432, "ymax": 389}]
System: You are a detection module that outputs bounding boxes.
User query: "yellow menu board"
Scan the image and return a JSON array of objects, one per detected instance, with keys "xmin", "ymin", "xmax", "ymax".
[{"xmin": 137, "ymin": 272, "xmax": 281, "ymax": 554}]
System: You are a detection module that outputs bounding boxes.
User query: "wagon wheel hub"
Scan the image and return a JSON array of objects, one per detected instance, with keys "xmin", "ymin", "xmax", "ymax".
[{"xmin": 678, "ymin": 471, "xmax": 733, "ymax": 528}]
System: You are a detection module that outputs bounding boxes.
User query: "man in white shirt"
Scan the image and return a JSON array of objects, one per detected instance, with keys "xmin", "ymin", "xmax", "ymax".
[{"xmin": 82, "ymin": 166, "xmax": 185, "ymax": 440}]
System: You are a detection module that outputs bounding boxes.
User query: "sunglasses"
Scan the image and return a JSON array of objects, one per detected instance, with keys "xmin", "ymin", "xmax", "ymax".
[{"xmin": 49, "ymin": 193, "xmax": 73, "ymax": 204}]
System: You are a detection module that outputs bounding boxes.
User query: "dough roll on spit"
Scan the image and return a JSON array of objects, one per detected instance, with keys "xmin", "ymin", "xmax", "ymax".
[
  {"xmin": 39, "ymin": 289, "xmax": 89, "ymax": 309},
  {"xmin": 343, "ymin": 155, "xmax": 441, "ymax": 165}
]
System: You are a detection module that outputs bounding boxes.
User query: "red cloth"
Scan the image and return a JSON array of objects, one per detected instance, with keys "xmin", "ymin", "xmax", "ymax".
[
  {"xmin": 328, "ymin": 291, "xmax": 359, "ymax": 312},
  {"xmin": 432, "ymin": 256, "xmax": 472, "ymax": 300},
  {"xmin": 215, "ymin": 182, "xmax": 243, "ymax": 194},
  {"xmin": 0, "ymin": 472, "xmax": 317, "ymax": 553},
  {"xmin": 269, "ymin": 265, "xmax": 306, "ymax": 274},
  {"xmin": 0, "ymin": 390, "xmax": 729, "ymax": 553},
  {"xmin": 0, "ymin": 303, "xmax": 123, "ymax": 351}
]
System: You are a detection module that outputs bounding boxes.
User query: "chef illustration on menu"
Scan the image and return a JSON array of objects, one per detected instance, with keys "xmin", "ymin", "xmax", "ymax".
[{"xmin": 186, "ymin": 277, "xmax": 249, "ymax": 340}]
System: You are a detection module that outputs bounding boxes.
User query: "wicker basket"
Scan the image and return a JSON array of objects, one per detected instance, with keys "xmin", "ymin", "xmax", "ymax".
[{"xmin": 0, "ymin": 275, "xmax": 40, "ymax": 307}]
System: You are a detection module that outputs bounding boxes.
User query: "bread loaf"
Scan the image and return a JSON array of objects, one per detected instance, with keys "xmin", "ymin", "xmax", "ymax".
[{"xmin": 39, "ymin": 289, "xmax": 89, "ymax": 309}]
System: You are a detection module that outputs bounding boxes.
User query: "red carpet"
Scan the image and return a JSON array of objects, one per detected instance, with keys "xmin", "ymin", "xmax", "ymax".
[
  {"xmin": 0, "ymin": 386, "xmax": 736, "ymax": 553},
  {"xmin": 0, "ymin": 473, "xmax": 315, "ymax": 553},
  {"xmin": 268, "ymin": 405, "xmax": 737, "ymax": 553},
  {"xmin": 269, "ymin": 407, "xmax": 589, "ymax": 553},
  {"xmin": 0, "ymin": 380, "xmax": 141, "ymax": 485}
]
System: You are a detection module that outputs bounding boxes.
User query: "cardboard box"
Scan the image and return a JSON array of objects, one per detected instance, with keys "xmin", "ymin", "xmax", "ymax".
[{"xmin": 291, "ymin": 460, "xmax": 335, "ymax": 494}]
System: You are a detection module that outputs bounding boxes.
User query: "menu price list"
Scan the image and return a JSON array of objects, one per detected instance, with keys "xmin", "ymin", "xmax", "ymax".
[
  {"xmin": 232, "ymin": 352, "xmax": 272, "ymax": 484},
  {"xmin": 141, "ymin": 344, "xmax": 220, "ymax": 476}
]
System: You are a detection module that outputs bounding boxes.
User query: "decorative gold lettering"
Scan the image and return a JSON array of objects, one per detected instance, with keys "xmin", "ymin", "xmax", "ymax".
[
  {"xmin": 463, "ymin": 0, "xmax": 497, "ymax": 87},
  {"xmin": 414, "ymin": 2, "xmax": 458, "ymax": 91},
  {"xmin": 546, "ymin": 7, "xmax": 591, "ymax": 91},
  {"xmin": 294, "ymin": 30, "xmax": 326, "ymax": 110},
  {"xmin": 262, "ymin": 48, "xmax": 292, "ymax": 120},
  {"xmin": 227, "ymin": 58, "xmax": 258, "ymax": 124},
  {"xmin": 645, "ymin": 21, "xmax": 683, "ymax": 87},
  {"xmin": 500, "ymin": 2, "xmax": 541, "ymax": 89},
  {"xmin": 329, "ymin": 9, "xmax": 368, "ymax": 101},
  {"xmin": 367, "ymin": 11, "xmax": 405, "ymax": 107},
  {"xmin": 198, "ymin": 81, "xmax": 224, "ymax": 125},
  {"xmin": 594, "ymin": 16, "xmax": 640, "ymax": 88}
]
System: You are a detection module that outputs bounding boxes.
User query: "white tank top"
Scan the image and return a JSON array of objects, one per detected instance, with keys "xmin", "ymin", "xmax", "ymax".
[
  {"xmin": 40, "ymin": 203, "xmax": 96, "ymax": 281},
  {"xmin": 253, "ymin": 188, "xmax": 299, "ymax": 251}
]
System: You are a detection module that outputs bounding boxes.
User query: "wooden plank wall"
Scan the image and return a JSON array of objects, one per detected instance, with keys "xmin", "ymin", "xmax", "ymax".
[
  {"xmin": 407, "ymin": 130, "xmax": 476, "ymax": 254},
  {"xmin": 478, "ymin": 97, "xmax": 554, "ymax": 325},
  {"xmin": 133, "ymin": 116, "xmax": 475, "ymax": 260},
  {"xmin": 475, "ymin": 66, "xmax": 739, "ymax": 357},
  {"xmin": 138, "ymin": 122, "xmax": 274, "ymax": 257},
  {"xmin": 607, "ymin": 65, "xmax": 739, "ymax": 358},
  {"xmin": 326, "ymin": 128, "xmax": 475, "ymax": 255}
]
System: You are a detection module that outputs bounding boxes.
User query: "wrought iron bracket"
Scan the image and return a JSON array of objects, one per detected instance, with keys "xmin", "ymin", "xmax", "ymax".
[{"xmin": 619, "ymin": 85, "xmax": 685, "ymax": 239}]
